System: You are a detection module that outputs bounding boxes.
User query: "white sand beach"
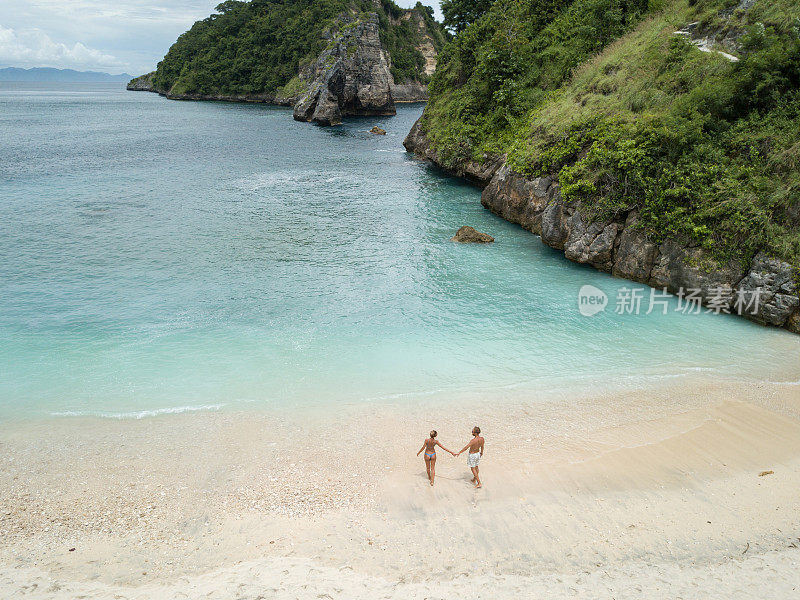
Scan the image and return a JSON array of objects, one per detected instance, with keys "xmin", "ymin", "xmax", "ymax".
[{"xmin": 2, "ymin": 377, "xmax": 800, "ymax": 599}]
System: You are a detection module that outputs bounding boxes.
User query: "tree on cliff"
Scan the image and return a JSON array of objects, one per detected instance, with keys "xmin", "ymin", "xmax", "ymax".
[{"xmin": 441, "ymin": 0, "xmax": 495, "ymax": 33}]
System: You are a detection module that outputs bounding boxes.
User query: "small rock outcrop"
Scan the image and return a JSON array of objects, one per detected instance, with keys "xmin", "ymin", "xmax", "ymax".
[
  {"xmin": 293, "ymin": 14, "xmax": 395, "ymax": 126},
  {"xmin": 451, "ymin": 226, "xmax": 494, "ymax": 243},
  {"xmin": 127, "ymin": 72, "xmax": 156, "ymax": 92},
  {"xmin": 370, "ymin": 126, "xmax": 387, "ymax": 135}
]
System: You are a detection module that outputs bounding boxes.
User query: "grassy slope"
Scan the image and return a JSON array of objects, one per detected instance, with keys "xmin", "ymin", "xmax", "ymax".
[
  {"xmin": 150, "ymin": 0, "xmax": 446, "ymax": 97},
  {"xmin": 422, "ymin": 0, "xmax": 800, "ymax": 267}
]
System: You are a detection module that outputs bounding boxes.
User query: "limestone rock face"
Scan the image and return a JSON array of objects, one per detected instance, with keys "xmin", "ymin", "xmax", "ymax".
[
  {"xmin": 564, "ymin": 214, "xmax": 619, "ymax": 272},
  {"xmin": 540, "ymin": 193, "xmax": 573, "ymax": 251},
  {"xmin": 451, "ymin": 226, "xmax": 494, "ymax": 243},
  {"xmin": 388, "ymin": 8, "xmax": 437, "ymax": 102},
  {"xmin": 736, "ymin": 252, "xmax": 800, "ymax": 326},
  {"xmin": 480, "ymin": 166, "xmax": 551, "ymax": 234},
  {"xmin": 390, "ymin": 82, "xmax": 429, "ymax": 102},
  {"xmin": 293, "ymin": 14, "xmax": 395, "ymax": 126},
  {"xmin": 403, "ymin": 117, "xmax": 437, "ymax": 160},
  {"xmin": 648, "ymin": 240, "xmax": 747, "ymax": 305},
  {"xmin": 612, "ymin": 212, "xmax": 658, "ymax": 283},
  {"xmin": 787, "ymin": 310, "xmax": 800, "ymax": 334}
]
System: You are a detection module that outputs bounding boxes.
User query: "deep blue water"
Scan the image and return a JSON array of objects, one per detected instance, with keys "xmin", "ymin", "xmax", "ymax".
[{"xmin": 1, "ymin": 82, "xmax": 798, "ymax": 419}]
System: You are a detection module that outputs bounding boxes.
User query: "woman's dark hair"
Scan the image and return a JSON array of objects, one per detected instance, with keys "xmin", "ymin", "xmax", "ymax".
[
  {"xmin": 473, "ymin": 426, "xmax": 481, "ymax": 435},
  {"xmin": 430, "ymin": 430, "xmax": 437, "ymax": 438}
]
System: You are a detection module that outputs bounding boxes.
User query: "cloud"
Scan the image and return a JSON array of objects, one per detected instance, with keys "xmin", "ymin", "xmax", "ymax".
[
  {"xmin": 0, "ymin": 0, "xmax": 443, "ymax": 75},
  {"xmin": 0, "ymin": 1, "xmax": 223, "ymax": 74},
  {"xmin": 0, "ymin": 24, "xmax": 125, "ymax": 71}
]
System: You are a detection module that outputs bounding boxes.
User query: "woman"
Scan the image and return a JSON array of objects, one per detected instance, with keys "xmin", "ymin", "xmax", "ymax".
[{"xmin": 416, "ymin": 430, "xmax": 455, "ymax": 486}]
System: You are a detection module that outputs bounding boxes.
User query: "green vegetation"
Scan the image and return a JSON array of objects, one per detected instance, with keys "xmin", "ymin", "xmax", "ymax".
[
  {"xmin": 275, "ymin": 75, "xmax": 308, "ymax": 99},
  {"xmin": 422, "ymin": 0, "xmax": 800, "ymax": 266},
  {"xmin": 149, "ymin": 0, "xmax": 445, "ymax": 97},
  {"xmin": 441, "ymin": 0, "xmax": 496, "ymax": 33}
]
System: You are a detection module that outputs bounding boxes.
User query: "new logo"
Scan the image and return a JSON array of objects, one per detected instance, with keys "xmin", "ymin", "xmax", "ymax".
[{"xmin": 578, "ymin": 285, "xmax": 608, "ymax": 317}]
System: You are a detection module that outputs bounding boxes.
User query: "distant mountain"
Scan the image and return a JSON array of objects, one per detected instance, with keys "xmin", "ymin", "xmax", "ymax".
[{"xmin": 0, "ymin": 67, "xmax": 132, "ymax": 82}]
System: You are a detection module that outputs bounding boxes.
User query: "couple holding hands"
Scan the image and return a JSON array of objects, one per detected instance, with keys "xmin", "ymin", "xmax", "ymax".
[{"xmin": 417, "ymin": 427, "xmax": 484, "ymax": 488}]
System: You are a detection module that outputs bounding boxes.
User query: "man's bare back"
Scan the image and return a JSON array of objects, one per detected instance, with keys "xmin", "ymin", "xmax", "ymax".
[
  {"xmin": 465, "ymin": 436, "xmax": 484, "ymax": 454},
  {"xmin": 457, "ymin": 427, "xmax": 484, "ymax": 488}
]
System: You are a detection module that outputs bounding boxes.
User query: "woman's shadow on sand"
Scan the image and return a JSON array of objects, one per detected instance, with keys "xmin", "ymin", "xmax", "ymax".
[{"xmin": 417, "ymin": 472, "xmax": 477, "ymax": 486}]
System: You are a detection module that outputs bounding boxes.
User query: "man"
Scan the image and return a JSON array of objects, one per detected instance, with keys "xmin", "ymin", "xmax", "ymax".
[{"xmin": 457, "ymin": 426, "xmax": 484, "ymax": 488}]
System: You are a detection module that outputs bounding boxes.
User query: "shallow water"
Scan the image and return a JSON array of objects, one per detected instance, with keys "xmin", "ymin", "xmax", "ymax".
[{"xmin": 1, "ymin": 82, "xmax": 798, "ymax": 419}]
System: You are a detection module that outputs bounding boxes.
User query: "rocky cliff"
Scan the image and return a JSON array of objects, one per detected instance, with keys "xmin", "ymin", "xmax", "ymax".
[
  {"xmin": 293, "ymin": 14, "xmax": 395, "ymax": 125},
  {"xmin": 292, "ymin": 8, "xmax": 439, "ymax": 124},
  {"xmin": 404, "ymin": 118, "xmax": 800, "ymax": 334},
  {"xmin": 388, "ymin": 6, "xmax": 438, "ymax": 102},
  {"xmin": 128, "ymin": 0, "xmax": 445, "ymax": 123}
]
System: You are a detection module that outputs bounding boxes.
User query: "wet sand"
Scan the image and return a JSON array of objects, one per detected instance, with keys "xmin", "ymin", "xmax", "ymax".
[{"xmin": 2, "ymin": 377, "xmax": 800, "ymax": 598}]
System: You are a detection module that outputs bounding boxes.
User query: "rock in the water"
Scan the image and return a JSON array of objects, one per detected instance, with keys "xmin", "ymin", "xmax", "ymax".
[
  {"xmin": 293, "ymin": 14, "xmax": 395, "ymax": 126},
  {"xmin": 370, "ymin": 126, "xmax": 387, "ymax": 135},
  {"xmin": 451, "ymin": 226, "xmax": 494, "ymax": 243}
]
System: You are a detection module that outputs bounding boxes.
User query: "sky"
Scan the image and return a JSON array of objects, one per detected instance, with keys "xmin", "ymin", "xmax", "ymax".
[{"xmin": 0, "ymin": 1, "xmax": 441, "ymax": 75}]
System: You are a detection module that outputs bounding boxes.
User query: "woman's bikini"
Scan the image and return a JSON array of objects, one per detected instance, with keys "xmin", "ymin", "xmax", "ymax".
[{"xmin": 424, "ymin": 439, "xmax": 436, "ymax": 459}]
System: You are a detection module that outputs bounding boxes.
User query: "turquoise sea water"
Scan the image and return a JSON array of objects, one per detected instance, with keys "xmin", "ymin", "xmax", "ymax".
[{"xmin": 1, "ymin": 82, "xmax": 798, "ymax": 420}]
